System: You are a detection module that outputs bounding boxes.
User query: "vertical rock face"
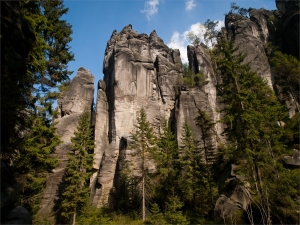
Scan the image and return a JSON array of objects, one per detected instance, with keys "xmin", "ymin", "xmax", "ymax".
[
  {"xmin": 225, "ymin": 12, "xmax": 273, "ymax": 88},
  {"xmin": 38, "ymin": 68, "xmax": 94, "ymax": 218},
  {"xmin": 91, "ymin": 25, "xmax": 182, "ymax": 207},
  {"xmin": 176, "ymin": 45, "xmax": 223, "ymax": 162}
]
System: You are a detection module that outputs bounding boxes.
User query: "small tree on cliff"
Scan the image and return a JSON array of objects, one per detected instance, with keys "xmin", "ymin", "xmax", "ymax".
[
  {"xmin": 60, "ymin": 110, "xmax": 94, "ymax": 225},
  {"xmin": 130, "ymin": 108, "xmax": 157, "ymax": 221}
]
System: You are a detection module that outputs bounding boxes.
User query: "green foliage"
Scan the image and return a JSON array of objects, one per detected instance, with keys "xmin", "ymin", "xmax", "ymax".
[
  {"xmin": 19, "ymin": 0, "xmax": 74, "ymax": 121},
  {"xmin": 179, "ymin": 121, "xmax": 201, "ymax": 206},
  {"xmin": 181, "ymin": 63, "xmax": 206, "ymax": 87},
  {"xmin": 271, "ymin": 51, "xmax": 300, "ymax": 105},
  {"xmin": 229, "ymin": 2, "xmax": 248, "ymax": 17},
  {"xmin": 204, "ymin": 19, "xmax": 219, "ymax": 48},
  {"xmin": 148, "ymin": 203, "xmax": 166, "ymax": 225},
  {"xmin": 111, "ymin": 162, "xmax": 141, "ymax": 214},
  {"xmin": 130, "ymin": 108, "xmax": 157, "ymax": 220},
  {"xmin": 164, "ymin": 192, "xmax": 189, "ymax": 225},
  {"xmin": 187, "ymin": 31, "xmax": 200, "ymax": 46},
  {"xmin": 213, "ymin": 38, "xmax": 298, "ymax": 224},
  {"xmin": 60, "ymin": 110, "xmax": 94, "ymax": 224},
  {"xmin": 15, "ymin": 115, "xmax": 60, "ymax": 214}
]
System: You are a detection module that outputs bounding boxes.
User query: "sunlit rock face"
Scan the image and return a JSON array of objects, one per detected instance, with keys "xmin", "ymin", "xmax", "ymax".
[
  {"xmin": 90, "ymin": 25, "xmax": 224, "ymax": 207},
  {"xmin": 225, "ymin": 12, "xmax": 273, "ymax": 88},
  {"xmin": 91, "ymin": 25, "xmax": 183, "ymax": 207},
  {"xmin": 38, "ymin": 68, "xmax": 94, "ymax": 219}
]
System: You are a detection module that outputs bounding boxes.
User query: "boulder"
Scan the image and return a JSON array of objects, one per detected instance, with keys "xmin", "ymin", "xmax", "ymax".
[{"xmin": 284, "ymin": 149, "xmax": 300, "ymax": 168}]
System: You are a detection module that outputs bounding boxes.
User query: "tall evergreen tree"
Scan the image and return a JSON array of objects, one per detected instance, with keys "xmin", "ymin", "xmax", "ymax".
[
  {"xmin": 155, "ymin": 120, "xmax": 178, "ymax": 187},
  {"xmin": 60, "ymin": 110, "xmax": 94, "ymax": 225},
  {"xmin": 14, "ymin": 115, "xmax": 60, "ymax": 214},
  {"xmin": 20, "ymin": 0, "xmax": 74, "ymax": 120},
  {"xmin": 130, "ymin": 108, "xmax": 157, "ymax": 221},
  {"xmin": 213, "ymin": 38, "xmax": 298, "ymax": 224},
  {"xmin": 179, "ymin": 121, "xmax": 201, "ymax": 209},
  {"xmin": 195, "ymin": 109, "xmax": 217, "ymax": 207}
]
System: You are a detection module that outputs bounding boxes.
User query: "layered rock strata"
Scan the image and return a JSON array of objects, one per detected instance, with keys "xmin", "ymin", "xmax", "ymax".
[{"xmin": 38, "ymin": 68, "xmax": 94, "ymax": 218}]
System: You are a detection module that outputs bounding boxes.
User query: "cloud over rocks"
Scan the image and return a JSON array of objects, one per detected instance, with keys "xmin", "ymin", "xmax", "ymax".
[
  {"xmin": 185, "ymin": 0, "xmax": 196, "ymax": 11},
  {"xmin": 141, "ymin": 0, "xmax": 160, "ymax": 20},
  {"xmin": 167, "ymin": 21, "xmax": 224, "ymax": 63}
]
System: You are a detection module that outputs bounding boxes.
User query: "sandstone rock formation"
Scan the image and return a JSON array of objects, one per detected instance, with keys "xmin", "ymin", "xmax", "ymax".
[
  {"xmin": 91, "ymin": 25, "xmax": 182, "ymax": 207},
  {"xmin": 38, "ymin": 67, "xmax": 94, "ymax": 218},
  {"xmin": 225, "ymin": 12, "xmax": 273, "ymax": 88},
  {"xmin": 90, "ymin": 24, "xmax": 227, "ymax": 208},
  {"xmin": 176, "ymin": 44, "xmax": 223, "ymax": 162}
]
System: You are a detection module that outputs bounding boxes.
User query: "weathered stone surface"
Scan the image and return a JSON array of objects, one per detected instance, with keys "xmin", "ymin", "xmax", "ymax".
[
  {"xmin": 38, "ymin": 68, "xmax": 94, "ymax": 218},
  {"xmin": 284, "ymin": 149, "xmax": 300, "ymax": 167},
  {"xmin": 214, "ymin": 164, "xmax": 250, "ymax": 218},
  {"xmin": 177, "ymin": 45, "xmax": 223, "ymax": 163},
  {"xmin": 225, "ymin": 13, "xmax": 273, "ymax": 88},
  {"xmin": 91, "ymin": 25, "xmax": 182, "ymax": 207}
]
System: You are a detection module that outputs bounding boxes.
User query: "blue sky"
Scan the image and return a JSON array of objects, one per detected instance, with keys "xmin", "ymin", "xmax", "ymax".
[{"xmin": 63, "ymin": 0, "xmax": 277, "ymax": 97}]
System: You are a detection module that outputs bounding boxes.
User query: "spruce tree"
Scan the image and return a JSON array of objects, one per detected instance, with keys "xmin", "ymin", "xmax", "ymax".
[
  {"xmin": 164, "ymin": 191, "xmax": 189, "ymax": 225},
  {"xmin": 130, "ymin": 108, "xmax": 157, "ymax": 221},
  {"xmin": 14, "ymin": 115, "xmax": 60, "ymax": 214},
  {"xmin": 213, "ymin": 38, "xmax": 298, "ymax": 223},
  {"xmin": 195, "ymin": 109, "xmax": 217, "ymax": 208},
  {"xmin": 60, "ymin": 110, "xmax": 94, "ymax": 224},
  {"xmin": 179, "ymin": 121, "xmax": 202, "ymax": 209},
  {"xmin": 155, "ymin": 120, "xmax": 178, "ymax": 186}
]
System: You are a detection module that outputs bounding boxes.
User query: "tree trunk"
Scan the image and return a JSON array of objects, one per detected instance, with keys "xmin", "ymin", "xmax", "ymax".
[
  {"xmin": 72, "ymin": 209, "xmax": 76, "ymax": 225},
  {"xmin": 142, "ymin": 175, "xmax": 145, "ymax": 221}
]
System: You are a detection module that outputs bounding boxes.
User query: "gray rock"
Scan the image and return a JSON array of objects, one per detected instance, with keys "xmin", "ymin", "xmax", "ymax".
[
  {"xmin": 284, "ymin": 149, "xmax": 300, "ymax": 167},
  {"xmin": 225, "ymin": 12, "xmax": 273, "ymax": 88},
  {"xmin": 37, "ymin": 68, "xmax": 94, "ymax": 219},
  {"xmin": 214, "ymin": 164, "xmax": 250, "ymax": 219},
  {"xmin": 91, "ymin": 25, "xmax": 182, "ymax": 207}
]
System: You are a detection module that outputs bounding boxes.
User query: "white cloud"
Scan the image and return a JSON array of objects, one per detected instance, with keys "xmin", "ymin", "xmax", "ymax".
[
  {"xmin": 167, "ymin": 20, "xmax": 224, "ymax": 63},
  {"xmin": 185, "ymin": 0, "xmax": 196, "ymax": 11},
  {"xmin": 141, "ymin": 0, "xmax": 160, "ymax": 20}
]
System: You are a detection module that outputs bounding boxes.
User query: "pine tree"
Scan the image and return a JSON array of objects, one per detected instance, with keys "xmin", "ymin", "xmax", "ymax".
[
  {"xmin": 60, "ymin": 110, "xmax": 94, "ymax": 224},
  {"xmin": 179, "ymin": 121, "xmax": 202, "ymax": 209},
  {"xmin": 164, "ymin": 191, "xmax": 189, "ymax": 225},
  {"xmin": 148, "ymin": 203, "xmax": 166, "ymax": 225},
  {"xmin": 155, "ymin": 120, "xmax": 178, "ymax": 185},
  {"xmin": 14, "ymin": 115, "xmax": 60, "ymax": 214},
  {"xmin": 20, "ymin": 0, "xmax": 74, "ymax": 120},
  {"xmin": 130, "ymin": 108, "xmax": 157, "ymax": 221},
  {"xmin": 213, "ymin": 38, "xmax": 297, "ymax": 224},
  {"xmin": 204, "ymin": 19, "xmax": 219, "ymax": 48},
  {"xmin": 195, "ymin": 109, "xmax": 217, "ymax": 208}
]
